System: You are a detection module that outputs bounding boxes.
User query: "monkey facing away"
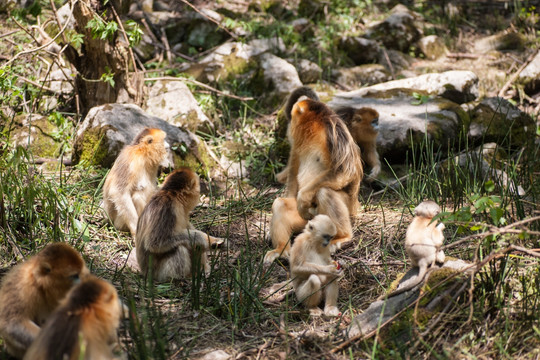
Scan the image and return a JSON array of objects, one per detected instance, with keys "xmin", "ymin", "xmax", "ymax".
[
  {"xmin": 23, "ymin": 275, "xmax": 124, "ymax": 360},
  {"xmin": 102, "ymin": 127, "xmax": 170, "ymax": 236},
  {"xmin": 276, "ymin": 87, "xmax": 381, "ymax": 184},
  {"xmin": 290, "ymin": 214, "xmax": 343, "ymax": 317},
  {"xmin": 136, "ymin": 168, "xmax": 224, "ymax": 281},
  {"xmin": 265, "ymin": 87, "xmax": 363, "ymax": 263},
  {"xmin": 387, "ymin": 200, "xmax": 446, "ymax": 298},
  {"xmin": 0, "ymin": 243, "xmax": 88, "ymax": 358}
]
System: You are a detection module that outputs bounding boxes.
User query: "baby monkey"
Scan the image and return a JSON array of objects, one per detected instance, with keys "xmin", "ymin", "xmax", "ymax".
[
  {"xmin": 290, "ymin": 214, "xmax": 343, "ymax": 317},
  {"xmin": 388, "ymin": 200, "xmax": 445, "ymax": 298}
]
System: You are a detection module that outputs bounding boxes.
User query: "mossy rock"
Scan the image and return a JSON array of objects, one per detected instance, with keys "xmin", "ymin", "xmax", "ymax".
[
  {"xmin": 11, "ymin": 114, "xmax": 63, "ymax": 158},
  {"xmin": 72, "ymin": 104, "xmax": 218, "ymax": 178},
  {"xmin": 468, "ymin": 97, "xmax": 536, "ymax": 147}
]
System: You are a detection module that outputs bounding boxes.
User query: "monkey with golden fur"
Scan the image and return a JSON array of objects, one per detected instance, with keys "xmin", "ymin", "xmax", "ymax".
[
  {"xmin": 23, "ymin": 275, "xmax": 124, "ymax": 360},
  {"xmin": 290, "ymin": 214, "xmax": 343, "ymax": 317},
  {"xmin": 334, "ymin": 106, "xmax": 381, "ymax": 182},
  {"xmin": 136, "ymin": 168, "xmax": 224, "ymax": 281},
  {"xmin": 386, "ymin": 200, "xmax": 446, "ymax": 298},
  {"xmin": 0, "ymin": 243, "xmax": 89, "ymax": 358},
  {"xmin": 265, "ymin": 87, "xmax": 363, "ymax": 263},
  {"xmin": 102, "ymin": 127, "xmax": 170, "ymax": 236},
  {"xmin": 276, "ymin": 86, "xmax": 381, "ymax": 183}
]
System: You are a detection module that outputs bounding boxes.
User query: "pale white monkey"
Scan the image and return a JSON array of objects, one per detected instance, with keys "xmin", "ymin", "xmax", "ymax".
[{"xmin": 290, "ymin": 214, "xmax": 343, "ymax": 317}]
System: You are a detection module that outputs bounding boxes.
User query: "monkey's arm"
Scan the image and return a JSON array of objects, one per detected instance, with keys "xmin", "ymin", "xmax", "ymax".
[
  {"xmin": 292, "ymin": 263, "xmax": 340, "ymax": 277},
  {"xmin": 275, "ymin": 165, "xmax": 289, "ymax": 184},
  {"xmin": 3, "ymin": 319, "xmax": 40, "ymax": 351},
  {"xmin": 116, "ymin": 192, "xmax": 139, "ymax": 235}
]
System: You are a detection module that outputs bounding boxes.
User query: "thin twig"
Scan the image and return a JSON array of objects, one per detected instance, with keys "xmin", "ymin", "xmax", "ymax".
[
  {"xmin": 498, "ymin": 49, "xmax": 539, "ymax": 97},
  {"xmin": 178, "ymin": 0, "xmax": 238, "ymax": 40},
  {"xmin": 144, "ymin": 76, "xmax": 254, "ymax": 101}
]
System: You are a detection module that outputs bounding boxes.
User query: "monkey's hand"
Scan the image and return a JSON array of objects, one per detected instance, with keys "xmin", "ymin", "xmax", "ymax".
[
  {"xmin": 208, "ymin": 236, "xmax": 226, "ymax": 248},
  {"xmin": 297, "ymin": 190, "xmax": 315, "ymax": 220},
  {"xmin": 324, "ymin": 264, "xmax": 342, "ymax": 276}
]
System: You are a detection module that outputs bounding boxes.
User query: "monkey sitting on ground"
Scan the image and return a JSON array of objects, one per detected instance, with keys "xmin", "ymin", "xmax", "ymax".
[
  {"xmin": 275, "ymin": 86, "xmax": 381, "ymax": 183},
  {"xmin": 102, "ymin": 127, "xmax": 170, "ymax": 236},
  {"xmin": 136, "ymin": 168, "xmax": 225, "ymax": 281},
  {"xmin": 0, "ymin": 243, "xmax": 88, "ymax": 358},
  {"xmin": 265, "ymin": 87, "xmax": 363, "ymax": 263},
  {"xmin": 23, "ymin": 275, "xmax": 124, "ymax": 360},
  {"xmin": 386, "ymin": 200, "xmax": 446, "ymax": 298},
  {"xmin": 290, "ymin": 214, "xmax": 343, "ymax": 317}
]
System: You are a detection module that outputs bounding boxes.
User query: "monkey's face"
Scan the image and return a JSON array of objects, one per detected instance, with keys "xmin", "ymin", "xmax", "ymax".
[{"xmin": 307, "ymin": 215, "xmax": 337, "ymax": 247}]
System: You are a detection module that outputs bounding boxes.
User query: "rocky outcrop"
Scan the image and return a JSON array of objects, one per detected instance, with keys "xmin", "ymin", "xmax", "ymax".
[
  {"xmin": 518, "ymin": 51, "xmax": 540, "ymax": 95},
  {"xmin": 468, "ymin": 97, "xmax": 535, "ymax": 147},
  {"xmin": 145, "ymin": 80, "xmax": 212, "ymax": 133},
  {"xmin": 72, "ymin": 104, "xmax": 218, "ymax": 174}
]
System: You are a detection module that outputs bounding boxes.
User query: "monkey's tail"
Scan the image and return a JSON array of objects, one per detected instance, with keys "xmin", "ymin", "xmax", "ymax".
[{"xmin": 285, "ymin": 86, "xmax": 320, "ymax": 121}]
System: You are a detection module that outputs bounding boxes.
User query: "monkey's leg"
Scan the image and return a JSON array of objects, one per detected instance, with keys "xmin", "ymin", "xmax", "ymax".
[
  {"xmin": 316, "ymin": 188, "xmax": 352, "ymax": 251},
  {"xmin": 155, "ymin": 246, "xmax": 191, "ymax": 281},
  {"xmin": 114, "ymin": 193, "xmax": 140, "ymax": 235},
  {"xmin": 323, "ymin": 279, "xmax": 340, "ymax": 317},
  {"xmin": 296, "ymin": 275, "xmax": 323, "ymax": 316},
  {"xmin": 265, "ymin": 198, "xmax": 307, "ymax": 263},
  {"xmin": 186, "ymin": 225, "xmax": 226, "ymax": 247},
  {"xmin": 363, "ymin": 145, "xmax": 381, "ymax": 182}
]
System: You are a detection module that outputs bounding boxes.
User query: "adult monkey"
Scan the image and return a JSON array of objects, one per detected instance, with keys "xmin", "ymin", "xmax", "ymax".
[{"xmin": 264, "ymin": 88, "xmax": 363, "ymax": 263}]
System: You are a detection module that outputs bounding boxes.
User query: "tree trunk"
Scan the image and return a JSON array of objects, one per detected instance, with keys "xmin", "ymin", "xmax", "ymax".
[{"xmin": 66, "ymin": 0, "xmax": 142, "ymax": 115}]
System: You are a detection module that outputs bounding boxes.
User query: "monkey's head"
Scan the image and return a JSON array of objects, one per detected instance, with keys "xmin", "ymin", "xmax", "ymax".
[
  {"xmin": 132, "ymin": 128, "xmax": 170, "ymax": 164},
  {"xmin": 34, "ymin": 243, "xmax": 89, "ymax": 296},
  {"xmin": 161, "ymin": 168, "xmax": 201, "ymax": 209},
  {"xmin": 306, "ymin": 214, "xmax": 337, "ymax": 247},
  {"xmin": 64, "ymin": 275, "xmax": 123, "ymax": 333},
  {"xmin": 414, "ymin": 200, "xmax": 441, "ymax": 219}
]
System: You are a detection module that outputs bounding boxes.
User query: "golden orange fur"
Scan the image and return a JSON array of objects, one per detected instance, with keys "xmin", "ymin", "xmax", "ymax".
[
  {"xmin": 265, "ymin": 88, "xmax": 362, "ymax": 263},
  {"xmin": 0, "ymin": 243, "xmax": 88, "ymax": 358},
  {"xmin": 136, "ymin": 168, "xmax": 224, "ymax": 281},
  {"xmin": 23, "ymin": 275, "xmax": 123, "ymax": 360},
  {"xmin": 102, "ymin": 127, "xmax": 170, "ymax": 236}
]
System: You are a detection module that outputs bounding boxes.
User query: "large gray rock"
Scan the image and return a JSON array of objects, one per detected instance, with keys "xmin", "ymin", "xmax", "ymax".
[
  {"xmin": 72, "ymin": 104, "xmax": 217, "ymax": 174},
  {"xmin": 365, "ymin": 5, "xmax": 422, "ymax": 52},
  {"xmin": 181, "ymin": 38, "xmax": 285, "ymax": 83},
  {"xmin": 11, "ymin": 114, "xmax": 62, "ymax": 158},
  {"xmin": 329, "ymin": 89, "xmax": 466, "ymax": 162},
  {"xmin": 145, "ymin": 80, "xmax": 212, "ymax": 133},
  {"xmin": 474, "ymin": 31, "xmax": 526, "ymax": 53},
  {"xmin": 346, "ymin": 259, "xmax": 473, "ymax": 338},
  {"xmin": 338, "ymin": 37, "xmax": 381, "ymax": 65},
  {"xmin": 258, "ymin": 53, "xmax": 303, "ymax": 104},
  {"xmin": 417, "ymin": 35, "xmax": 448, "ymax": 60},
  {"xmin": 332, "ymin": 64, "xmax": 391, "ymax": 88},
  {"xmin": 468, "ymin": 97, "xmax": 536, "ymax": 147},
  {"xmin": 293, "ymin": 58, "xmax": 323, "ymax": 84},
  {"xmin": 518, "ymin": 51, "xmax": 540, "ymax": 94},
  {"xmin": 341, "ymin": 70, "xmax": 479, "ymax": 104}
]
